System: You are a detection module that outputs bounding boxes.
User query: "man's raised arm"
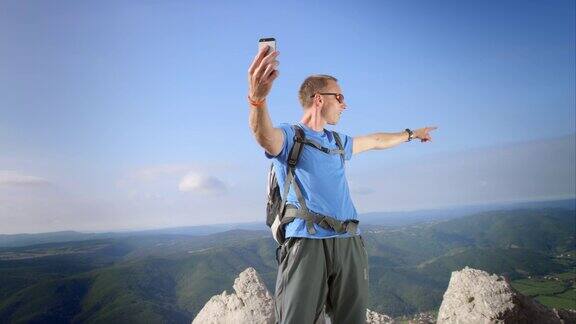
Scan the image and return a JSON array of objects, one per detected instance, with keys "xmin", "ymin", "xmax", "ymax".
[
  {"xmin": 353, "ymin": 127, "xmax": 438, "ymax": 155},
  {"xmin": 247, "ymin": 46, "xmax": 284, "ymax": 157}
]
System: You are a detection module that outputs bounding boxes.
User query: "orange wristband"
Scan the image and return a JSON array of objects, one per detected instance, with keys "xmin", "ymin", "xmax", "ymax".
[{"xmin": 248, "ymin": 95, "xmax": 266, "ymax": 108}]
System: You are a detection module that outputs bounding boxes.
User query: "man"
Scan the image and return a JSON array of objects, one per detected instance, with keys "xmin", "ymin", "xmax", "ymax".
[{"xmin": 247, "ymin": 46, "xmax": 437, "ymax": 324}]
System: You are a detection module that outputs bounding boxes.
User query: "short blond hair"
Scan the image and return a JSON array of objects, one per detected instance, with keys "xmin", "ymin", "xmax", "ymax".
[{"xmin": 298, "ymin": 74, "xmax": 338, "ymax": 108}]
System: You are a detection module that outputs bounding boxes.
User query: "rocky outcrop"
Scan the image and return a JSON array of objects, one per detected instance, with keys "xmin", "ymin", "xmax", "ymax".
[
  {"xmin": 192, "ymin": 267, "xmax": 393, "ymax": 324},
  {"xmin": 365, "ymin": 309, "xmax": 395, "ymax": 323},
  {"xmin": 437, "ymin": 266, "xmax": 576, "ymax": 324},
  {"xmin": 192, "ymin": 267, "xmax": 274, "ymax": 324}
]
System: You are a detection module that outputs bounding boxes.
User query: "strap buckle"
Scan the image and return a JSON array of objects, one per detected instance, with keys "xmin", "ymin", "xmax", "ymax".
[
  {"xmin": 317, "ymin": 216, "xmax": 333, "ymax": 231},
  {"xmin": 343, "ymin": 219, "xmax": 359, "ymax": 235}
]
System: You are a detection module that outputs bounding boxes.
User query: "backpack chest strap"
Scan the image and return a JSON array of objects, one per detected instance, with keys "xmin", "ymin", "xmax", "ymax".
[
  {"xmin": 302, "ymin": 138, "xmax": 344, "ymax": 155},
  {"xmin": 297, "ymin": 131, "xmax": 345, "ymax": 165}
]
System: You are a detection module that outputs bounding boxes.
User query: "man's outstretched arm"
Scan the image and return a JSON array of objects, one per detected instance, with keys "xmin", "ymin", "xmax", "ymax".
[
  {"xmin": 352, "ymin": 127, "xmax": 438, "ymax": 155},
  {"xmin": 247, "ymin": 46, "xmax": 284, "ymax": 157}
]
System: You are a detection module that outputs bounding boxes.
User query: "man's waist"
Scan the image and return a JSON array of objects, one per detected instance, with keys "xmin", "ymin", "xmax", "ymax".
[
  {"xmin": 284, "ymin": 221, "xmax": 361, "ymax": 239},
  {"xmin": 285, "ymin": 203, "xmax": 357, "ymax": 222}
]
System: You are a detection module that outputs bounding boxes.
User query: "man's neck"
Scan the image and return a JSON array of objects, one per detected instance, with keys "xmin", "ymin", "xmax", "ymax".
[{"xmin": 300, "ymin": 107, "xmax": 326, "ymax": 132}]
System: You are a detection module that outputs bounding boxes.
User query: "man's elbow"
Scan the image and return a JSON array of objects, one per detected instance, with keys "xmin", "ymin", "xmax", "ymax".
[
  {"xmin": 260, "ymin": 140, "xmax": 282, "ymax": 157},
  {"xmin": 251, "ymin": 127, "xmax": 283, "ymax": 157},
  {"xmin": 265, "ymin": 147, "xmax": 281, "ymax": 157}
]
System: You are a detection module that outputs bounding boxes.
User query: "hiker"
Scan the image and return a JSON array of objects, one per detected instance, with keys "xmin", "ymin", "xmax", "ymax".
[{"xmin": 248, "ymin": 46, "xmax": 437, "ymax": 324}]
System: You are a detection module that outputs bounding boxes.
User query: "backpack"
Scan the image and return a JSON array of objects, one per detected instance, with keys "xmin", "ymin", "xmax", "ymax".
[{"xmin": 266, "ymin": 125, "xmax": 359, "ymax": 245}]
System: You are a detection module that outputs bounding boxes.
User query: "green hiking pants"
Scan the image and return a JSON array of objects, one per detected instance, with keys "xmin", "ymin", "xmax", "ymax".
[{"xmin": 274, "ymin": 235, "xmax": 369, "ymax": 324}]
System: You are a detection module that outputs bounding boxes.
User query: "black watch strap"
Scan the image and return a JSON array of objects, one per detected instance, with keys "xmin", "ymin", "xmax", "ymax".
[{"xmin": 405, "ymin": 128, "xmax": 413, "ymax": 142}]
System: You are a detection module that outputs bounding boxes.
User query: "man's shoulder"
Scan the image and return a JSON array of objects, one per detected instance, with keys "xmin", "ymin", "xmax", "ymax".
[{"xmin": 277, "ymin": 123, "xmax": 299, "ymax": 138}]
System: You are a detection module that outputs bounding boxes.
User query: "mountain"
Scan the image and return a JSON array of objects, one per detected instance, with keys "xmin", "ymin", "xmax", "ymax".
[
  {"xmin": 0, "ymin": 231, "xmax": 276, "ymax": 323},
  {"xmin": 0, "ymin": 207, "xmax": 573, "ymax": 322},
  {"xmin": 0, "ymin": 223, "xmax": 267, "ymax": 248}
]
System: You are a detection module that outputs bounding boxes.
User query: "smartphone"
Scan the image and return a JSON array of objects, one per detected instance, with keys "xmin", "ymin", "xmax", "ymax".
[{"xmin": 259, "ymin": 37, "xmax": 276, "ymax": 55}]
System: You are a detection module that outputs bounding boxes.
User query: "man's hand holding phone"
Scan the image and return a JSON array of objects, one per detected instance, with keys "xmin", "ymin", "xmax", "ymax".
[{"xmin": 248, "ymin": 38, "xmax": 279, "ymax": 104}]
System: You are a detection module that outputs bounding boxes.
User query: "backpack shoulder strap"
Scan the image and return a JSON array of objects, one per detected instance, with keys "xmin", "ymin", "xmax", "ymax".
[
  {"xmin": 288, "ymin": 125, "xmax": 305, "ymax": 167},
  {"xmin": 278, "ymin": 125, "xmax": 306, "ymax": 216},
  {"xmin": 332, "ymin": 131, "xmax": 345, "ymax": 165}
]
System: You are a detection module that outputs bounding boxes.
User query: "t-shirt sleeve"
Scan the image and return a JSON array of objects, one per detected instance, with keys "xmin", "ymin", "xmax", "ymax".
[
  {"xmin": 340, "ymin": 133, "xmax": 353, "ymax": 161},
  {"xmin": 337, "ymin": 133, "xmax": 353, "ymax": 161},
  {"xmin": 264, "ymin": 124, "xmax": 294, "ymax": 163}
]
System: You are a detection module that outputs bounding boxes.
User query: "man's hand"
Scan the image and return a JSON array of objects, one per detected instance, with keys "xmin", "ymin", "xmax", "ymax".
[
  {"xmin": 413, "ymin": 126, "xmax": 438, "ymax": 142},
  {"xmin": 247, "ymin": 46, "xmax": 284, "ymax": 157},
  {"xmin": 248, "ymin": 46, "xmax": 280, "ymax": 101}
]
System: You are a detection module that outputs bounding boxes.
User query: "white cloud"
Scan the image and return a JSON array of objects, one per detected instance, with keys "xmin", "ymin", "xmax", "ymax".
[
  {"xmin": 178, "ymin": 172, "xmax": 228, "ymax": 195},
  {"xmin": 0, "ymin": 170, "xmax": 50, "ymax": 187},
  {"xmin": 118, "ymin": 163, "xmax": 232, "ymax": 197}
]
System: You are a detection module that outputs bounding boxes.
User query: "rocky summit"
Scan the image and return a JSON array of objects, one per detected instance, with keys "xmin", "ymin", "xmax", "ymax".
[
  {"xmin": 437, "ymin": 267, "xmax": 576, "ymax": 324},
  {"xmin": 192, "ymin": 267, "xmax": 274, "ymax": 324},
  {"xmin": 193, "ymin": 266, "xmax": 575, "ymax": 324}
]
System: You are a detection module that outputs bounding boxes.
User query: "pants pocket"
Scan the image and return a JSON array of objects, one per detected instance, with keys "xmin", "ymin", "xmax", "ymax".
[{"xmin": 277, "ymin": 237, "xmax": 298, "ymax": 265}]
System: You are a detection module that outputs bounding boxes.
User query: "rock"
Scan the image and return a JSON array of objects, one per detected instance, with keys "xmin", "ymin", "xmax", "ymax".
[
  {"xmin": 322, "ymin": 308, "xmax": 393, "ymax": 324},
  {"xmin": 365, "ymin": 308, "xmax": 395, "ymax": 323},
  {"xmin": 192, "ymin": 267, "xmax": 274, "ymax": 324},
  {"xmin": 437, "ymin": 266, "xmax": 576, "ymax": 324}
]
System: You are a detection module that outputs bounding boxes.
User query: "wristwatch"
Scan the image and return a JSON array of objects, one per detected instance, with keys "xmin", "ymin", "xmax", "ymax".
[{"xmin": 405, "ymin": 128, "xmax": 414, "ymax": 142}]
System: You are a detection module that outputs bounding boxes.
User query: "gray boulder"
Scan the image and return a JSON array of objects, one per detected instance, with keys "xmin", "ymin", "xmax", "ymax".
[
  {"xmin": 192, "ymin": 267, "xmax": 274, "ymax": 324},
  {"xmin": 437, "ymin": 266, "xmax": 576, "ymax": 324}
]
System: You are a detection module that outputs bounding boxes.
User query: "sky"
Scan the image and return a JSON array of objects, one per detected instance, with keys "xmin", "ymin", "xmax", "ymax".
[{"xmin": 0, "ymin": 0, "xmax": 574, "ymax": 234}]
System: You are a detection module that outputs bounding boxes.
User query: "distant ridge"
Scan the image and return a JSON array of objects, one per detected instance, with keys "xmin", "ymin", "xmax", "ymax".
[
  {"xmin": 0, "ymin": 224, "xmax": 267, "ymax": 248},
  {"xmin": 360, "ymin": 198, "xmax": 575, "ymax": 226},
  {"xmin": 1, "ymin": 198, "xmax": 573, "ymax": 248}
]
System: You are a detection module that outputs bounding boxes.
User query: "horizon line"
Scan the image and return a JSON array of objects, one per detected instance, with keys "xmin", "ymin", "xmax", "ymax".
[{"xmin": 2, "ymin": 196, "xmax": 574, "ymax": 236}]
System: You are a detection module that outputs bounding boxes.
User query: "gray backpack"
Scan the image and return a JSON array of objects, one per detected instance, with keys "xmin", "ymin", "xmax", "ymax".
[{"xmin": 266, "ymin": 125, "xmax": 359, "ymax": 245}]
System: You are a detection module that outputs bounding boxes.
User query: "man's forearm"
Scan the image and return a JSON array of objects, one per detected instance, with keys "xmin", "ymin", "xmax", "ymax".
[
  {"xmin": 372, "ymin": 131, "xmax": 410, "ymax": 150},
  {"xmin": 249, "ymin": 103, "xmax": 276, "ymax": 148}
]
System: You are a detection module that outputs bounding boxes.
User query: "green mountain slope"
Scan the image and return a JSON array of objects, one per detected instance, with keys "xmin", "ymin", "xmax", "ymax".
[
  {"xmin": 0, "ymin": 208, "xmax": 573, "ymax": 321},
  {"xmin": 432, "ymin": 208, "xmax": 575, "ymax": 253},
  {"xmin": 0, "ymin": 276, "xmax": 92, "ymax": 323}
]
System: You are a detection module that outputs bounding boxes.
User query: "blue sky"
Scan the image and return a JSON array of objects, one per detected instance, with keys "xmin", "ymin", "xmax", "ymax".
[{"xmin": 0, "ymin": 0, "xmax": 574, "ymax": 234}]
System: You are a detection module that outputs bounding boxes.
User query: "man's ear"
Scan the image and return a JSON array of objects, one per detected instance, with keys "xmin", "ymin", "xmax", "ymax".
[{"xmin": 314, "ymin": 94, "xmax": 323, "ymax": 109}]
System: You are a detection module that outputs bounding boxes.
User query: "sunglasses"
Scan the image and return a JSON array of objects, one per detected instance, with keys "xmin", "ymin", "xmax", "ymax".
[{"xmin": 311, "ymin": 93, "xmax": 345, "ymax": 104}]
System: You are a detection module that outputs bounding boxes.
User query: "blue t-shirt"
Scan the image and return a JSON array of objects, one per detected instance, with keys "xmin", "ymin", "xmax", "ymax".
[{"xmin": 265, "ymin": 122, "xmax": 360, "ymax": 239}]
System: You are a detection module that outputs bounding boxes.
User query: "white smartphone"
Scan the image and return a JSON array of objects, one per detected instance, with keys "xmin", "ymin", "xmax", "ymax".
[{"xmin": 259, "ymin": 37, "xmax": 276, "ymax": 55}]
